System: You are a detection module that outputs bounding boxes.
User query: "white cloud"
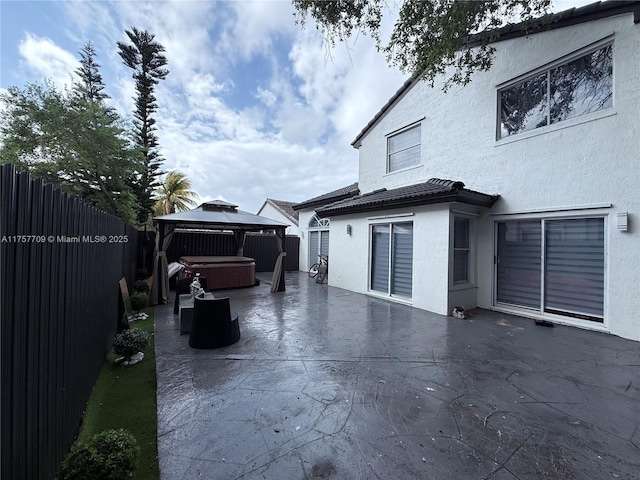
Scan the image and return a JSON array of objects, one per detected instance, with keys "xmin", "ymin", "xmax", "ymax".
[
  {"xmin": 7, "ymin": 1, "xmax": 409, "ymax": 214},
  {"xmin": 256, "ymin": 87, "xmax": 277, "ymax": 107},
  {"xmin": 18, "ymin": 33, "xmax": 77, "ymax": 89},
  {"xmin": 284, "ymin": 11, "xmax": 405, "ymax": 149},
  {"xmin": 216, "ymin": 0, "xmax": 298, "ymax": 63},
  {"xmin": 147, "ymin": 1, "xmax": 405, "ymax": 211},
  {"xmin": 63, "ymin": 1, "xmax": 121, "ymax": 54}
]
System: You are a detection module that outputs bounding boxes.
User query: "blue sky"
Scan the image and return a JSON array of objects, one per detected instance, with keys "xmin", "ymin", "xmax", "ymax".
[{"xmin": 0, "ymin": 0, "xmax": 593, "ymax": 215}]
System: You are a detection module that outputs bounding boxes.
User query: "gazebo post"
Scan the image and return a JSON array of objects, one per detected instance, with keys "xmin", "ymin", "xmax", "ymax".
[
  {"xmin": 276, "ymin": 226, "xmax": 286, "ymax": 292},
  {"xmin": 154, "ymin": 222, "xmax": 165, "ymax": 304}
]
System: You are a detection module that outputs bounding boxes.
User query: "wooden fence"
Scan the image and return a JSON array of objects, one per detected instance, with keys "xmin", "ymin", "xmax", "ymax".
[
  {"xmin": 167, "ymin": 231, "xmax": 300, "ymax": 272},
  {"xmin": 0, "ymin": 164, "xmax": 139, "ymax": 480}
]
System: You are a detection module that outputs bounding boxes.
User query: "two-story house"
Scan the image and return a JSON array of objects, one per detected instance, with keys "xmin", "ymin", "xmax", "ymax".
[{"xmin": 315, "ymin": 1, "xmax": 640, "ymax": 341}]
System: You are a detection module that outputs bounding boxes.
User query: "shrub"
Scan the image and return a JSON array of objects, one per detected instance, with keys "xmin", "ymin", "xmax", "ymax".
[
  {"xmin": 112, "ymin": 328, "xmax": 151, "ymax": 359},
  {"xmin": 132, "ymin": 280, "xmax": 150, "ymax": 293},
  {"xmin": 135, "ymin": 268, "xmax": 149, "ymax": 280},
  {"xmin": 57, "ymin": 429, "xmax": 139, "ymax": 480},
  {"xmin": 130, "ymin": 291, "xmax": 148, "ymax": 312}
]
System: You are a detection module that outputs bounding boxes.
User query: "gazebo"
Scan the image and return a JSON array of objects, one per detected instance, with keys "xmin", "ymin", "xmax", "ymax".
[{"xmin": 151, "ymin": 200, "xmax": 289, "ymax": 304}]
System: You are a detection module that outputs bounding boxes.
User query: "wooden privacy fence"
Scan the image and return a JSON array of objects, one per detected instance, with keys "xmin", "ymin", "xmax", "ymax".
[
  {"xmin": 0, "ymin": 164, "xmax": 139, "ymax": 480},
  {"xmin": 167, "ymin": 230, "xmax": 300, "ymax": 272}
]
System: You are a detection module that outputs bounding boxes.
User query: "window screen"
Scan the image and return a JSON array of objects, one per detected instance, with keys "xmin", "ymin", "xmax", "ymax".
[{"xmin": 388, "ymin": 125, "xmax": 421, "ymax": 172}]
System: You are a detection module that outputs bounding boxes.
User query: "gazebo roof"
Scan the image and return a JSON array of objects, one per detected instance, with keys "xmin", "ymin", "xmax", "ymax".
[{"xmin": 154, "ymin": 200, "xmax": 289, "ymax": 231}]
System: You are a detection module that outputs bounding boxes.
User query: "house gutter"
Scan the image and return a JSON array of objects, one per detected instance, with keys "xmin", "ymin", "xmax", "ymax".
[{"xmin": 317, "ymin": 191, "xmax": 499, "ymax": 218}]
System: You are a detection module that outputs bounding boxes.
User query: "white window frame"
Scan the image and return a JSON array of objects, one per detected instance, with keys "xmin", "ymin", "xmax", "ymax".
[
  {"xmin": 308, "ymin": 214, "xmax": 330, "ymax": 265},
  {"xmin": 492, "ymin": 211, "xmax": 608, "ymax": 327},
  {"xmin": 368, "ymin": 221, "xmax": 413, "ymax": 300},
  {"xmin": 451, "ymin": 215, "xmax": 474, "ymax": 286},
  {"xmin": 309, "ymin": 215, "xmax": 330, "ymax": 229},
  {"xmin": 496, "ymin": 37, "xmax": 614, "ymax": 140},
  {"xmin": 386, "ymin": 122, "xmax": 422, "ymax": 173}
]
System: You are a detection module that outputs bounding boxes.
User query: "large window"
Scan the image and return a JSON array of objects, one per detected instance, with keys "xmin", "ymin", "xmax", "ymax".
[
  {"xmin": 387, "ymin": 125, "xmax": 421, "ymax": 172},
  {"xmin": 496, "ymin": 217, "xmax": 605, "ymax": 321},
  {"xmin": 498, "ymin": 44, "xmax": 613, "ymax": 139},
  {"xmin": 370, "ymin": 222, "xmax": 413, "ymax": 298}
]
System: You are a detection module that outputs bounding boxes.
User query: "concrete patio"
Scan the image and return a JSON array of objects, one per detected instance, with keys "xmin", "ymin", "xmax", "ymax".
[{"xmin": 154, "ymin": 272, "xmax": 640, "ymax": 479}]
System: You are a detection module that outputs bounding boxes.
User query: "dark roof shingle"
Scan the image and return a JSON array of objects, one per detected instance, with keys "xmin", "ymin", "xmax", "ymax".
[
  {"xmin": 316, "ymin": 178, "xmax": 498, "ymax": 217},
  {"xmin": 261, "ymin": 198, "xmax": 299, "ymax": 226},
  {"xmin": 293, "ymin": 182, "xmax": 360, "ymax": 211}
]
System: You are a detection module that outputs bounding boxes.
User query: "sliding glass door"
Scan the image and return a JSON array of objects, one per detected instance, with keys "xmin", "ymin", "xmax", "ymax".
[
  {"xmin": 496, "ymin": 217, "xmax": 604, "ymax": 321},
  {"xmin": 544, "ymin": 218, "xmax": 605, "ymax": 318},
  {"xmin": 370, "ymin": 222, "xmax": 413, "ymax": 299},
  {"xmin": 496, "ymin": 221, "xmax": 541, "ymax": 308}
]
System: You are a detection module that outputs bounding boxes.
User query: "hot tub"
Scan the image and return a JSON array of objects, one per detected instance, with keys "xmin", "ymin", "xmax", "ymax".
[{"xmin": 180, "ymin": 256, "xmax": 256, "ymax": 290}]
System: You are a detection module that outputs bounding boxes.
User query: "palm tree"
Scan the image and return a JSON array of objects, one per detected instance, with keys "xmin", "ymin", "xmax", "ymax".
[{"xmin": 154, "ymin": 171, "xmax": 199, "ymax": 216}]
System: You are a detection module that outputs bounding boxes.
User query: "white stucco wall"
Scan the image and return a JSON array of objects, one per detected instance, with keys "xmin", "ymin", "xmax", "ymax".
[
  {"xmin": 257, "ymin": 204, "xmax": 299, "ymax": 236},
  {"xmin": 344, "ymin": 13, "xmax": 640, "ymax": 340},
  {"xmin": 357, "ymin": 15, "xmax": 640, "ymax": 206},
  {"xmin": 326, "ymin": 213, "xmax": 369, "ymax": 293},
  {"xmin": 329, "ymin": 205, "xmax": 452, "ymax": 315}
]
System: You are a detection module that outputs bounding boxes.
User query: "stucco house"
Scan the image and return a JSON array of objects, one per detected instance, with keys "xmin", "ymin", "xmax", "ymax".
[
  {"xmin": 257, "ymin": 198, "xmax": 300, "ymax": 236},
  {"xmin": 313, "ymin": 1, "xmax": 640, "ymax": 341}
]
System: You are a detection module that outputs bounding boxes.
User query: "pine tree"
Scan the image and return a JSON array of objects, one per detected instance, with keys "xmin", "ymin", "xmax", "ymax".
[
  {"xmin": 117, "ymin": 27, "xmax": 169, "ymax": 224},
  {"xmin": 74, "ymin": 41, "xmax": 109, "ymax": 102}
]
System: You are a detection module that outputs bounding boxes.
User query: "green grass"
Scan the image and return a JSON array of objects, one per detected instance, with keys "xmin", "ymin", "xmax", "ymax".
[{"xmin": 77, "ymin": 309, "xmax": 159, "ymax": 480}]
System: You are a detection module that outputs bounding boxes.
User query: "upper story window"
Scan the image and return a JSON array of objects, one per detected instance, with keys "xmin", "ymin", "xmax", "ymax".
[
  {"xmin": 498, "ymin": 43, "xmax": 613, "ymax": 139},
  {"xmin": 387, "ymin": 124, "xmax": 421, "ymax": 173}
]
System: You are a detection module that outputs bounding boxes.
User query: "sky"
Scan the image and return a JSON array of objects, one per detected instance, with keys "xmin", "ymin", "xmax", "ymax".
[{"xmin": 0, "ymin": 0, "xmax": 595, "ymax": 216}]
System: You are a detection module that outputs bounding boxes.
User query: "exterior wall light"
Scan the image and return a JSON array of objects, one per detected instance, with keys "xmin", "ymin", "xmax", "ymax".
[
  {"xmin": 346, "ymin": 224, "xmax": 352, "ymax": 236},
  {"xmin": 617, "ymin": 212, "xmax": 629, "ymax": 232}
]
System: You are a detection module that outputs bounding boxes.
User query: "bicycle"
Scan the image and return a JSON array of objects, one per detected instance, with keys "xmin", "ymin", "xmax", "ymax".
[{"xmin": 308, "ymin": 254, "xmax": 328, "ymax": 278}]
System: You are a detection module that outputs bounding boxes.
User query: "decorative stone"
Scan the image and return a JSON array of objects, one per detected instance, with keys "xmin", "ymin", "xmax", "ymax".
[{"xmin": 116, "ymin": 352, "xmax": 145, "ymax": 366}]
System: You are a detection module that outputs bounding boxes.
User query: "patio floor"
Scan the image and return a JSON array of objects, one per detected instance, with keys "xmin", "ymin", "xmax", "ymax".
[{"xmin": 154, "ymin": 272, "xmax": 640, "ymax": 480}]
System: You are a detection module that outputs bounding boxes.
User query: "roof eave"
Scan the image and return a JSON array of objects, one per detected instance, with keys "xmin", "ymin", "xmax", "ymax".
[
  {"xmin": 154, "ymin": 217, "xmax": 289, "ymax": 230},
  {"xmin": 351, "ymin": 78, "xmax": 416, "ymax": 148},
  {"xmin": 469, "ymin": 1, "xmax": 640, "ymax": 48},
  {"xmin": 457, "ymin": 190, "xmax": 500, "ymax": 209},
  {"xmin": 318, "ymin": 191, "xmax": 499, "ymax": 217},
  {"xmin": 293, "ymin": 192, "xmax": 358, "ymax": 212}
]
